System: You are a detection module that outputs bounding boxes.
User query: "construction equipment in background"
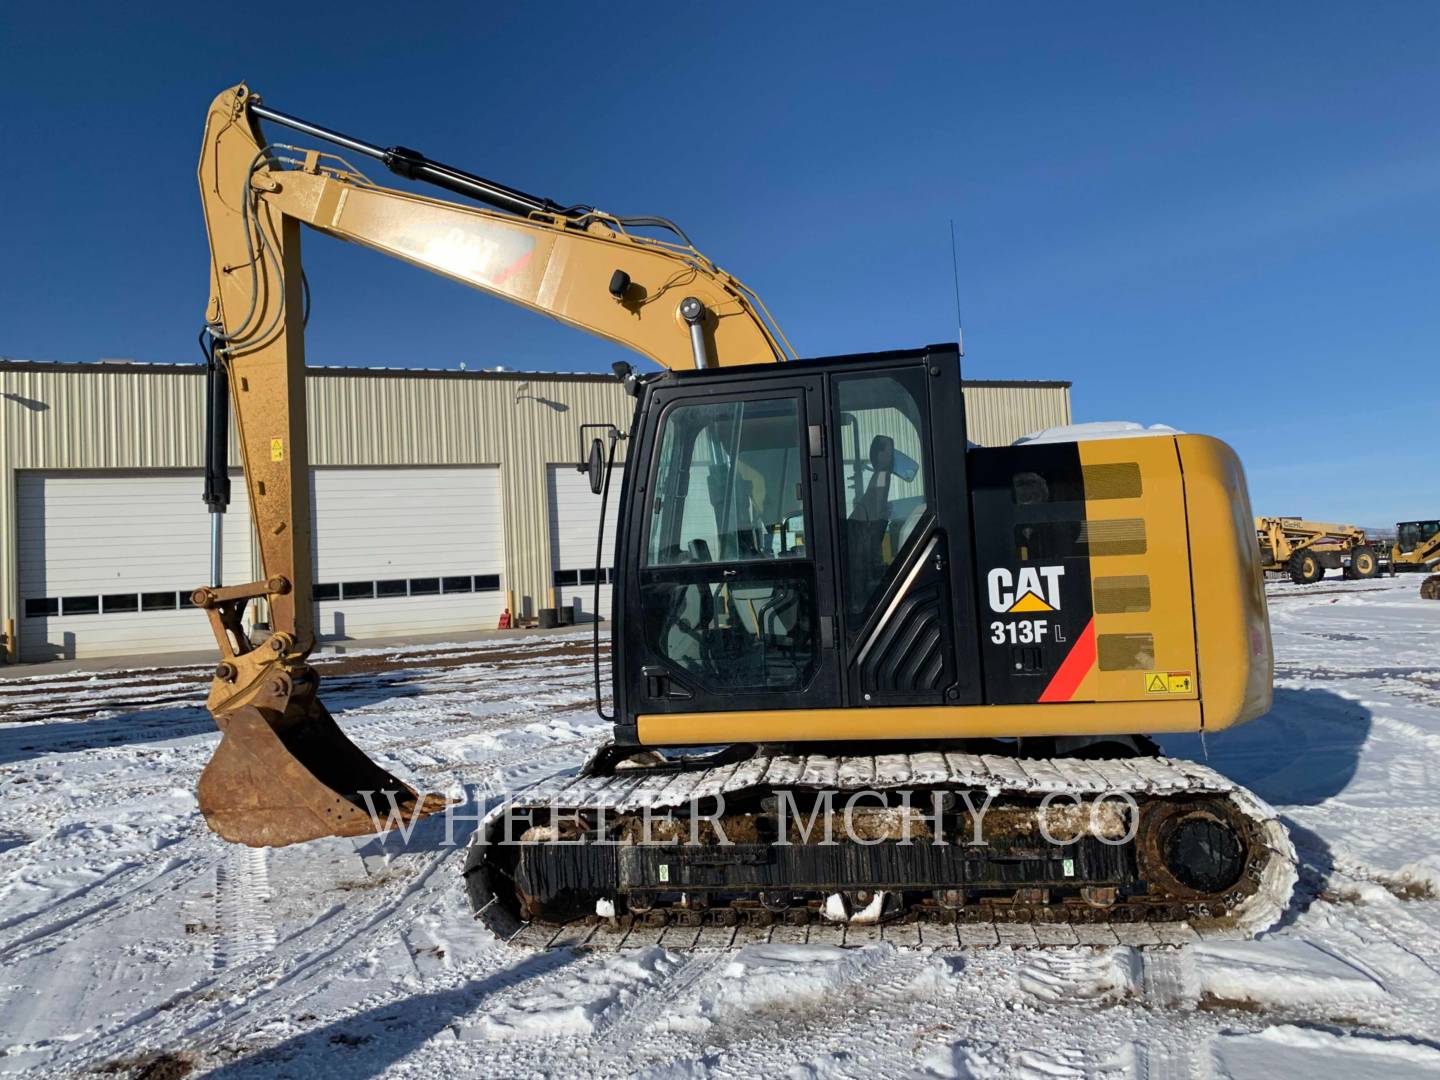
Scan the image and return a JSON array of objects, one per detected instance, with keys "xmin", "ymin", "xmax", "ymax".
[
  {"xmin": 190, "ymin": 85, "xmax": 1294, "ymax": 943},
  {"xmin": 1255, "ymin": 516, "xmax": 1381, "ymax": 585},
  {"xmin": 1390, "ymin": 519, "xmax": 1440, "ymax": 599}
]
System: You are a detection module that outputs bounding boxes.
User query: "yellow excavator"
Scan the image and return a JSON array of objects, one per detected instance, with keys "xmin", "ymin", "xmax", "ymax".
[{"xmin": 194, "ymin": 85, "xmax": 1295, "ymax": 945}]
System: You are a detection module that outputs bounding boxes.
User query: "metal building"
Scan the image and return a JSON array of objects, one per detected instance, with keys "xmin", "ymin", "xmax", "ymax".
[{"xmin": 0, "ymin": 359, "xmax": 1071, "ymax": 663}]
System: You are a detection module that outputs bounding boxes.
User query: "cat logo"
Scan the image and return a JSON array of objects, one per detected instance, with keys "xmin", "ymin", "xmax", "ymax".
[{"xmin": 987, "ymin": 566, "xmax": 1065, "ymax": 614}]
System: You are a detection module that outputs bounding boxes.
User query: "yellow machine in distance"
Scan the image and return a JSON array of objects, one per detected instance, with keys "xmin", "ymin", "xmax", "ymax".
[
  {"xmin": 1255, "ymin": 516, "xmax": 1380, "ymax": 585},
  {"xmin": 1390, "ymin": 519, "xmax": 1440, "ymax": 599}
]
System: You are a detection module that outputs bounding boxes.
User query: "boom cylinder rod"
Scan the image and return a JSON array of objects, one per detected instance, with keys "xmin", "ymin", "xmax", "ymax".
[
  {"xmin": 209, "ymin": 512, "xmax": 223, "ymax": 588},
  {"xmin": 249, "ymin": 102, "xmax": 578, "ymax": 220}
]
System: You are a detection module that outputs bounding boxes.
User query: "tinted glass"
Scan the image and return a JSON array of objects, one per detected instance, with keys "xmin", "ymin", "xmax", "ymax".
[
  {"xmin": 834, "ymin": 369, "xmax": 930, "ymax": 618},
  {"xmin": 646, "ymin": 398, "xmax": 807, "ymax": 567},
  {"xmin": 641, "ymin": 570, "xmax": 816, "ymax": 692},
  {"xmin": 1397, "ymin": 521, "xmax": 1439, "ymax": 552}
]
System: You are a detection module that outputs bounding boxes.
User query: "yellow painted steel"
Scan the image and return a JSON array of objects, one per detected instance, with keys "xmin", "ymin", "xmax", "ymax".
[
  {"xmin": 1179, "ymin": 436, "xmax": 1273, "ymax": 730},
  {"xmin": 198, "ymin": 91, "xmax": 314, "ymax": 652},
  {"xmin": 261, "ymin": 168, "xmax": 789, "ymax": 371},
  {"xmin": 1073, "ymin": 437, "xmax": 1198, "ymax": 703},
  {"xmin": 639, "ymin": 699, "xmax": 1203, "ymax": 745}
]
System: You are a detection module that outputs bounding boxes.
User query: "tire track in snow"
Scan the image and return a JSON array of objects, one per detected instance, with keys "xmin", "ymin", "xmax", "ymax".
[
  {"xmin": 584, "ymin": 951, "xmax": 727, "ymax": 1060},
  {"xmin": 213, "ymin": 847, "xmax": 277, "ymax": 970},
  {"xmin": 0, "ymin": 852, "xmax": 210, "ymax": 965},
  {"xmin": 71, "ymin": 845, "xmax": 465, "ymax": 1070},
  {"xmin": 0, "ymin": 686, "xmax": 600, "ymax": 971}
]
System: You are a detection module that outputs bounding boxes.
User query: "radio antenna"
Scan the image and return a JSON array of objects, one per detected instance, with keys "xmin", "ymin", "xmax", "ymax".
[{"xmin": 949, "ymin": 218, "xmax": 966, "ymax": 357}]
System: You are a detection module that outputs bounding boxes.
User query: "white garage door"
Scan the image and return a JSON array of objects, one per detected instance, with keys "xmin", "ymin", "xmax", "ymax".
[
  {"xmin": 548, "ymin": 464, "xmax": 622, "ymax": 622},
  {"xmin": 18, "ymin": 471, "xmax": 253, "ymax": 662},
  {"xmin": 311, "ymin": 467, "xmax": 504, "ymax": 641}
]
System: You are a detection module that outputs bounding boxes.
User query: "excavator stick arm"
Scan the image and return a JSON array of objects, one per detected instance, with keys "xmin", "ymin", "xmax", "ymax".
[{"xmin": 191, "ymin": 84, "xmax": 797, "ymax": 847}]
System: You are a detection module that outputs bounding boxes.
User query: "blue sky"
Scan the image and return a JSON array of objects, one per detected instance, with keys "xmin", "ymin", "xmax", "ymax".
[{"xmin": 3, "ymin": 2, "xmax": 1436, "ymax": 525}]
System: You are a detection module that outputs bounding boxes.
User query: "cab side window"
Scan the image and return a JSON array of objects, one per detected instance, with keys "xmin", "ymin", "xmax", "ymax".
[{"xmin": 833, "ymin": 369, "xmax": 931, "ymax": 621}]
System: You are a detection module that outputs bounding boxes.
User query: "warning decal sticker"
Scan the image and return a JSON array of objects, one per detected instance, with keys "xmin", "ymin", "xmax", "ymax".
[{"xmin": 1145, "ymin": 671, "xmax": 1193, "ymax": 694}]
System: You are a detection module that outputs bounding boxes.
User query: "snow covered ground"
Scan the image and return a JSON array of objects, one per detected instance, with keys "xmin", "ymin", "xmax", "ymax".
[{"xmin": 1, "ymin": 576, "xmax": 1438, "ymax": 1078}]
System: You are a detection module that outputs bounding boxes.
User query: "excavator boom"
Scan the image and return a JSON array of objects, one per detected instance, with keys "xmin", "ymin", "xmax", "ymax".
[{"xmin": 193, "ymin": 84, "xmax": 792, "ymax": 845}]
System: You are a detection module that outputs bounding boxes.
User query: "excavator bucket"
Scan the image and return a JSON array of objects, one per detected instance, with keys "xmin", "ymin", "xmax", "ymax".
[{"xmin": 198, "ymin": 688, "xmax": 449, "ymax": 847}]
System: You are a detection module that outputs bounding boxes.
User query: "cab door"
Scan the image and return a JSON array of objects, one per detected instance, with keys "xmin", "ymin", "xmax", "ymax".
[
  {"xmin": 827, "ymin": 359, "xmax": 982, "ymax": 707},
  {"xmin": 623, "ymin": 375, "xmax": 842, "ymax": 718}
]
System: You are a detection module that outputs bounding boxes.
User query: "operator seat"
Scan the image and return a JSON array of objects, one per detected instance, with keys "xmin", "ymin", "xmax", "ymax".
[{"xmin": 846, "ymin": 435, "xmax": 895, "ymax": 606}]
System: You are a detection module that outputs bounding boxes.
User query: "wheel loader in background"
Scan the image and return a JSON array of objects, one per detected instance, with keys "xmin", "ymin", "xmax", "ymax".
[
  {"xmin": 1390, "ymin": 519, "xmax": 1440, "ymax": 599},
  {"xmin": 1254, "ymin": 516, "xmax": 1381, "ymax": 585},
  {"xmin": 191, "ymin": 85, "xmax": 1295, "ymax": 946}
]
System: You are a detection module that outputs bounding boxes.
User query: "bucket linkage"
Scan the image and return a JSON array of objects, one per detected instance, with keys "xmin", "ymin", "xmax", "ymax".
[{"xmin": 192, "ymin": 580, "xmax": 448, "ymax": 847}]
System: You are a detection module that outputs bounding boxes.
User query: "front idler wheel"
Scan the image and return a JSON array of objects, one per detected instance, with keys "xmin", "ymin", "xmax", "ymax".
[{"xmin": 1139, "ymin": 802, "xmax": 1250, "ymax": 900}]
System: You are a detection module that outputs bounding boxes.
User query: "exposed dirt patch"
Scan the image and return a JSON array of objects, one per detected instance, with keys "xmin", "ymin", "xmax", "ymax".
[
  {"xmin": 314, "ymin": 640, "xmax": 591, "ymax": 676},
  {"xmin": 96, "ymin": 1051, "xmax": 194, "ymax": 1079},
  {"xmin": 1378, "ymin": 876, "xmax": 1439, "ymax": 901},
  {"xmin": 1322, "ymin": 873, "xmax": 1439, "ymax": 904},
  {"xmin": 1196, "ymin": 992, "xmax": 1268, "ymax": 1015},
  {"xmin": 0, "ymin": 639, "xmax": 594, "ymax": 723}
]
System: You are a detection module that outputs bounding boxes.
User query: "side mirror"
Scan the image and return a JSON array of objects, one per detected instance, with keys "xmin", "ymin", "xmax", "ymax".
[{"xmin": 585, "ymin": 437, "xmax": 605, "ymax": 495}]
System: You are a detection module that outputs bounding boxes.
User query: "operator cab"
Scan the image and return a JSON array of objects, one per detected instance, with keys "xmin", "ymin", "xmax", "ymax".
[
  {"xmin": 1396, "ymin": 520, "xmax": 1439, "ymax": 554},
  {"xmin": 610, "ymin": 345, "xmax": 983, "ymax": 740}
]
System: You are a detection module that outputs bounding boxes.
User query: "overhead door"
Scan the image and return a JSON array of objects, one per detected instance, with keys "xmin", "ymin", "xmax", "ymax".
[
  {"xmin": 311, "ymin": 466, "xmax": 504, "ymax": 641},
  {"xmin": 18, "ymin": 470, "xmax": 253, "ymax": 662},
  {"xmin": 548, "ymin": 464, "xmax": 622, "ymax": 621}
]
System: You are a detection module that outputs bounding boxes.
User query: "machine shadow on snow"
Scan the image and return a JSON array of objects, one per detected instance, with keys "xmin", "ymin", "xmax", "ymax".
[
  {"xmin": 1158, "ymin": 687, "xmax": 1372, "ymax": 807},
  {"xmin": 350, "ymin": 784, "xmax": 502, "ymax": 856},
  {"xmin": 1271, "ymin": 816, "xmax": 1336, "ymax": 931},
  {"xmin": 1161, "ymin": 686, "xmax": 1368, "ymax": 930},
  {"xmin": 198, "ymin": 948, "xmax": 579, "ymax": 1079},
  {"xmin": 0, "ymin": 669, "xmax": 426, "ymax": 767}
]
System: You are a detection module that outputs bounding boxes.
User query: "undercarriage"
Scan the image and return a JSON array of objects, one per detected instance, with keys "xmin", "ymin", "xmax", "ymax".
[{"xmin": 465, "ymin": 742, "xmax": 1297, "ymax": 950}]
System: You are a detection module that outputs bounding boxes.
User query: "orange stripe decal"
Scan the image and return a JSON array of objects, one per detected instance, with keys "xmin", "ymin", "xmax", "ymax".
[{"xmin": 1039, "ymin": 618, "xmax": 1095, "ymax": 703}]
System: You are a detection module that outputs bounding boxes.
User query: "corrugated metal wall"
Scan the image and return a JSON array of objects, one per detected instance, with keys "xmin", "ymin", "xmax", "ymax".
[
  {"xmin": 964, "ymin": 382, "xmax": 1072, "ymax": 445},
  {"xmin": 1, "ymin": 362, "xmax": 1069, "ymax": 658}
]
